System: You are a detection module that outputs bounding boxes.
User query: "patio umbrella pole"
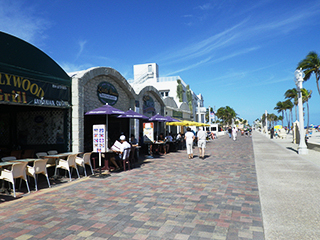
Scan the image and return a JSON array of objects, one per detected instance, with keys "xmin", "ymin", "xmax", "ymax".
[{"xmin": 99, "ymin": 152, "xmax": 102, "ymax": 175}]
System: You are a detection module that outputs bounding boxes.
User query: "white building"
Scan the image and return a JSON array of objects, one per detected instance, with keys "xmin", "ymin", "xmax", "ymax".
[{"xmin": 130, "ymin": 63, "xmax": 206, "ymax": 123}]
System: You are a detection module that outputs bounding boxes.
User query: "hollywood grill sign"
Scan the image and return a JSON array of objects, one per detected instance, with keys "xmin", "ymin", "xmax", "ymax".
[{"xmin": 0, "ymin": 73, "xmax": 70, "ymax": 107}]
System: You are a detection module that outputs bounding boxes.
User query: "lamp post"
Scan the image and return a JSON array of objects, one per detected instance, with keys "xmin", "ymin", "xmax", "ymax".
[
  {"xmin": 265, "ymin": 110, "xmax": 268, "ymax": 137},
  {"xmin": 294, "ymin": 68, "xmax": 308, "ymax": 154}
]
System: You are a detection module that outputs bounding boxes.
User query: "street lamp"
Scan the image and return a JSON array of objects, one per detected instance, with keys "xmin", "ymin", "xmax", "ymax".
[
  {"xmin": 294, "ymin": 68, "xmax": 308, "ymax": 154},
  {"xmin": 265, "ymin": 110, "xmax": 268, "ymax": 137}
]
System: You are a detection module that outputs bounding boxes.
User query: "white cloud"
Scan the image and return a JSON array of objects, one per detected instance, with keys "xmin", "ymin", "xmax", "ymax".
[
  {"xmin": 158, "ymin": 2, "xmax": 320, "ymax": 76},
  {"xmin": 76, "ymin": 40, "xmax": 87, "ymax": 59},
  {"xmin": 197, "ymin": 3, "xmax": 212, "ymax": 11},
  {"xmin": 61, "ymin": 62, "xmax": 93, "ymax": 74},
  {"xmin": 0, "ymin": 1, "xmax": 50, "ymax": 45},
  {"xmin": 165, "ymin": 57, "xmax": 212, "ymax": 76}
]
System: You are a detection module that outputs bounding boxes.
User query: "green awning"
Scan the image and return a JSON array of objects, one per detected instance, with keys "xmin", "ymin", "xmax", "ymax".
[{"xmin": 0, "ymin": 31, "xmax": 71, "ymax": 87}]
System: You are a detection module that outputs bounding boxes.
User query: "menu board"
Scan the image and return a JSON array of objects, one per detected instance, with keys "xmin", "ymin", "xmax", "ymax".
[
  {"xmin": 93, "ymin": 124, "xmax": 106, "ymax": 152},
  {"xmin": 143, "ymin": 122, "xmax": 154, "ymax": 143}
]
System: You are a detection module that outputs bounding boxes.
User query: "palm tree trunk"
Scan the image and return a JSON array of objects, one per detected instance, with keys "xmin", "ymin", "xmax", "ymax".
[
  {"xmin": 316, "ymin": 72, "xmax": 320, "ymax": 95},
  {"xmin": 307, "ymin": 101, "xmax": 310, "ymax": 132},
  {"xmin": 291, "ymin": 109, "xmax": 293, "ymax": 133}
]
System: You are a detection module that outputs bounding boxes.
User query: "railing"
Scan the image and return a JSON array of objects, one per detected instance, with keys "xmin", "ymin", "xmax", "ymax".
[{"xmin": 196, "ymin": 107, "xmax": 207, "ymax": 114}]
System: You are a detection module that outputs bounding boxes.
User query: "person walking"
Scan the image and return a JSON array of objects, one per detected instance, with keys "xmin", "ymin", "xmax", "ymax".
[
  {"xmin": 232, "ymin": 127, "xmax": 237, "ymax": 141},
  {"xmin": 197, "ymin": 127, "xmax": 206, "ymax": 159},
  {"xmin": 228, "ymin": 127, "xmax": 232, "ymax": 138},
  {"xmin": 185, "ymin": 127, "xmax": 195, "ymax": 159},
  {"xmin": 270, "ymin": 127, "xmax": 274, "ymax": 139}
]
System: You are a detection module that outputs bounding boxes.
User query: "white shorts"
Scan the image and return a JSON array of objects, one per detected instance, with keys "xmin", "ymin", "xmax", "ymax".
[{"xmin": 198, "ymin": 140, "xmax": 206, "ymax": 148}]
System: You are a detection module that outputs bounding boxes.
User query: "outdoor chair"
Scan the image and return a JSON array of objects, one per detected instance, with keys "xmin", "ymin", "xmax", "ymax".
[
  {"xmin": 54, "ymin": 154, "xmax": 80, "ymax": 181},
  {"xmin": 1, "ymin": 156, "xmax": 17, "ymax": 162},
  {"xmin": 129, "ymin": 147, "xmax": 136, "ymax": 168},
  {"xmin": 75, "ymin": 152, "xmax": 94, "ymax": 176},
  {"xmin": 26, "ymin": 159, "xmax": 51, "ymax": 191},
  {"xmin": 10, "ymin": 150, "xmax": 22, "ymax": 159},
  {"xmin": 122, "ymin": 147, "xmax": 131, "ymax": 171},
  {"xmin": 36, "ymin": 152, "xmax": 55, "ymax": 168},
  {"xmin": 21, "ymin": 149, "xmax": 35, "ymax": 159},
  {"xmin": 47, "ymin": 150, "xmax": 58, "ymax": 155},
  {"xmin": 0, "ymin": 162, "xmax": 30, "ymax": 198}
]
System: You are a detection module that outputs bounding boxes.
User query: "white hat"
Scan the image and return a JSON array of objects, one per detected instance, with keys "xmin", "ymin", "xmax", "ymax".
[
  {"xmin": 199, "ymin": 127, "xmax": 203, "ymax": 130},
  {"xmin": 120, "ymin": 135, "xmax": 126, "ymax": 140}
]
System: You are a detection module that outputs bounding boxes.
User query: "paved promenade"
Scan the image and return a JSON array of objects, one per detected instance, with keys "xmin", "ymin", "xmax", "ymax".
[
  {"xmin": 253, "ymin": 131, "xmax": 320, "ymax": 240},
  {"xmin": 0, "ymin": 131, "xmax": 319, "ymax": 239},
  {"xmin": 0, "ymin": 134, "xmax": 263, "ymax": 240}
]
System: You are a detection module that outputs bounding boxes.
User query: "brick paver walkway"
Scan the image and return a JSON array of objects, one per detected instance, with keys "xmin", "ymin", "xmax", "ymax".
[{"xmin": 0, "ymin": 134, "xmax": 264, "ymax": 240}]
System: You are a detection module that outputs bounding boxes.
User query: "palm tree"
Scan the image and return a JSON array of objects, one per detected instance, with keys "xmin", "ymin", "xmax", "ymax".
[
  {"xmin": 268, "ymin": 113, "xmax": 277, "ymax": 128},
  {"xmin": 216, "ymin": 106, "xmax": 237, "ymax": 127},
  {"xmin": 284, "ymin": 88, "xmax": 298, "ymax": 121},
  {"xmin": 205, "ymin": 107, "xmax": 213, "ymax": 123},
  {"xmin": 243, "ymin": 119, "xmax": 247, "ymax": 127},
  {"xmin": 301, "ymin": 88, "xmax": 312, "ymax": 131},
  {"xmin": 283, "ymin": 99, "xmax": 293, "ymax": 132},
  {"xmin": 225, "ymin": 106, "xmax": 237, "ymax": 126},
  {"xmin": 297, "ymin": 51, "xmax": 320, "ymax": 95},
  {"xmin": 274, "ymin": 101, "xmax": 285, "ymax": 127}
]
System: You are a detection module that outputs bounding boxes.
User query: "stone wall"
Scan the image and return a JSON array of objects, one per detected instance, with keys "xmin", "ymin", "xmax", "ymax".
[{"xmin": 72, "ymin": 67, "xmax": 165, "ymax": 152}]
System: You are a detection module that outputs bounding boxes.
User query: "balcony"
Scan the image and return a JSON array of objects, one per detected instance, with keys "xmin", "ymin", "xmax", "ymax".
[{"xmin": 196, "ymin": 107, "xmax": 206, "ymax": 114}]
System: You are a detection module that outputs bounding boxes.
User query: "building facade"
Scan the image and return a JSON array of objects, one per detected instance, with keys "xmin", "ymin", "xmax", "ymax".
[
  {"xmin": 0, "ymin": 32, "xmax": 72, "ymax": 156},
  {"xmin": 130, "ymin": 63, "xmax": 206, "ymax": 123},
  {"xmin": 71, "ymin": 67, "xmax": 165, "ymax": 152}
]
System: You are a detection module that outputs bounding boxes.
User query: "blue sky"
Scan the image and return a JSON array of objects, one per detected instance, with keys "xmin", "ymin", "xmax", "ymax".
[{"xmin": 1, "ymin": 0, "xmax": 320, "ymax": 125}]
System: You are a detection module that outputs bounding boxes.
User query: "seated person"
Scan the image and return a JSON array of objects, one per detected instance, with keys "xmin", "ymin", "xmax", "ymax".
[
  {"xmin": 116, "ymin": 135, "xmax": 131, "ymax": 160},
  {"xmin": 176, "ymin": 132, "xmax": 181, "ymax": 141},
  {"xmin": 129, "ymin": 134, "xmax": 138, "ymax": 146},
  {"xmin": 112, "ymin": 135, "xmax": 131, "ymax": 168},
  {"xmin": 158, "ymin": 133, "xmax": 167, "ymax": 154},
  {"xmin": 165, "ymin": 132, "xmax": 173, "ymax": 142},
  {"xmin": 164, "ymin": 132, "xmax": 172, "ymax": 153}
]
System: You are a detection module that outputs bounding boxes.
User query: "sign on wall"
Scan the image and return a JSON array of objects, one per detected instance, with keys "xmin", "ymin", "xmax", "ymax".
[
  {"xmin": 97, "ymin": 81, "xmax": 118, "ymax": 105},
  {"xmin": 0, "ymin": 72, "xmax": 70, "ymax": 107},
  {"xmin": 143, "ymin": 95, "xmax": 155, "ymax": 114},
  {"xmin": 173, "ymin": 110, "xmax": 183, "ymax": 119}
]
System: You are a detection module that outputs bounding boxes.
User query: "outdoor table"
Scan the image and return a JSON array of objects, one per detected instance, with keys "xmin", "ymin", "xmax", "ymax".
[
  {"xmin": 151, "ymin": 141, "xmax": 166, "ymax": 155},
  {"xmin": 133, "ymin": 145, "xmax": 141, "ymax": 162},
  {"xmin": 167, "ymin": 141, "xmax": 178, "ymax": 152},
  {"xmin": 91, "ymin": 150, "xmax": 115, "ymax": 171},
  {"xmin": 101, "ymin": 150, "xmax": 115, "ymax": 170},
  {"xmin": 0, "ymin": 161, "xmax": 14, "ymax": 167},
  {"xmin": 8, "ymin": 158, "xmax": 39, "ymax": 164}
]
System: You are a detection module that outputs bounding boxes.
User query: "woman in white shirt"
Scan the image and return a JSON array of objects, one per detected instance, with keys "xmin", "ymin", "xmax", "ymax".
[{"xmin": 184, "ymin": 127, "xmax": 195, "ymax": 159}]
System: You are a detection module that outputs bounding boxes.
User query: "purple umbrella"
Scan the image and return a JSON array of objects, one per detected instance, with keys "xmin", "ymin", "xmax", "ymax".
[
  {"xmin": 164, "ymin": 116, "xmax": 181, "ymax": 122},
  {"xmin": 148, "ymin": 113, "xmax": 167, "ymax": 122},
  {"xmin": 117, "ymin": 109, "xmax": 149, "ymax": 119},
  {"xmin": 85, "ymin": 104, "xmax": 125, "ymax": 151},
  {"xmin": 117, "ymin": 109, "xmax": 149, "ymax": 138},
  {"xmin": 164, "ymin": 116, "xmax": 181, "ymax": 134},
  {"xmin": 85, "ymin": 104, "xmax": 125, "ymax": 115},
  {"xmin": 148, "ymin": 113, "xmax": 168, "ymax": 141}
]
